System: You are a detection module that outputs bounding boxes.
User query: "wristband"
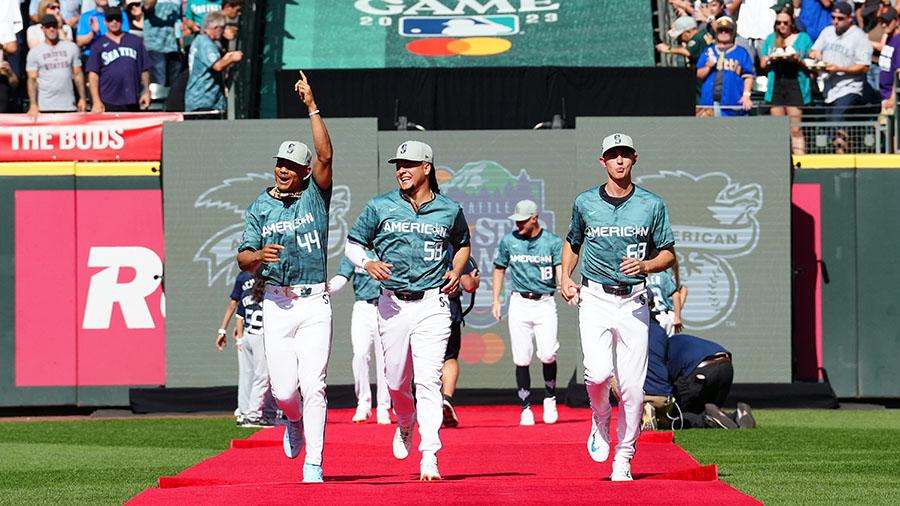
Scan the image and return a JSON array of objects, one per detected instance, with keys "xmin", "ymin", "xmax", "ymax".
[
  {"xmin": 308, "ymin": 109, "xmax": 320, "ymax": 117},
  {"xmin": 218, "ymin": 329, "xmax": 227, "ymax": 336},
  {"xmin": 742, "ymin": 92, "xmax": 751, "ymax": 96}
]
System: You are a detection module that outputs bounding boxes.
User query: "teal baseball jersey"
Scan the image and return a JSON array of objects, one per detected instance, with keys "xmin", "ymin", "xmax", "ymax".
[
  {"xmin": 646, "ymin": 268, "xmax": 678, "ymax": 312},
  {"xmin": 337, "ymin": 255, "xmax": 382, "ymax": 301},
  {"xmin": 240, "ymin": 178, "xmax": 332, "ymax": 286},
  {"xmin": 566, "ymin": 185, "xmax": 674, "ymax": 286},
  {"xmin": 494, "ymin": 229, "xmax": 563, "ymax": 294},
  {"xmin": 143, "ymin": 0, "xmax": 182, "ymax": 53},
  {"xmin": 348, "ymin": 190, "xmax": 470, "ymax": 292},
  {"xmin": 185, "ymin": 0, "xmax": 222, "ymax": 25}
]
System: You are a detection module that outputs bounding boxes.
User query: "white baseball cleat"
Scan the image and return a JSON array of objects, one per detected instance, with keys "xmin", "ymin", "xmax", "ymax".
[
  {"xmin": 543, "ymin": 396, "xmax": 558, "ymax": 424},
  {"xmin": 420, "ymin": 461, "xmax": 441, "ymax": 481},
  {"xmin": 587, "ymin": 415, "xmax": 611, "ymax": 462},
  {"xmin": 520, "ymin": 406, "xmax": 535, "ymax": 426},
  {"xmin": 392, "ymin": 425, "xmax": 413, "ymax": 460},
  {"xmin": 352, "ymin": 406, "xmax": 370, "ymax": 423},
  {"xmin": 376, "ymin": 407, "xmax": 392, "ymax": 425},
  {"xmin": 610, "ymin": 460, "xmax": 633, "ymax": 481}
]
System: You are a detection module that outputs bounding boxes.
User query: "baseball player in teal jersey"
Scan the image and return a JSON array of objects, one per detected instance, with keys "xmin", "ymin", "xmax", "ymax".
[
  {"xmin": 328, "ymin": 255, "xmax": 392, "ymax": 425},
  {"xmin": 560, "ymin": 133, "xmax": 675, "ymax": 482},
  {"xmin": 236, "ymin": 72, "xmax": 332, "ymax": 484},
  {"xmin": 646, "ymin": 266, "xmax": 687, "ymax": 336},
  {"xmin": 345, "ymin": 140, "xmax": 471, "ymax": 481},
  {"xmin": 491, "ymin": 199, "xmax": 564, "ymax": 426}
]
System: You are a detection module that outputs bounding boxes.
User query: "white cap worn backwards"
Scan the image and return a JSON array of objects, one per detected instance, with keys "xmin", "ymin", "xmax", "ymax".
[{"xmin": 388, "ymin": 140, "xmax": 434, "ymax": 164}]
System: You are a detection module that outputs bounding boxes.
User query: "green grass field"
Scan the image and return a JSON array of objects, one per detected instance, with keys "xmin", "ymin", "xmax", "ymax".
[{"xmin": 1, "ymin": 410, "xmax": 898, "ymax": 505}]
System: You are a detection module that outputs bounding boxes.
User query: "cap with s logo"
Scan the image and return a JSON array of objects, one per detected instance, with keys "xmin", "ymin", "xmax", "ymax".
[
  {"xmin": 273, "ymin": 140, "xmax": 312, "ymax": 166},
  {"xmin": 601, "ymin": 132, "xmax": 635, "ymax": 156},
  {"xmin": 388, "ymin": 140, "xmax": 434, "ymax": 164}
]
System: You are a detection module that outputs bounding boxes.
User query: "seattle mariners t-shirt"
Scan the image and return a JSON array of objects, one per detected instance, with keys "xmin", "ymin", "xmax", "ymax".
[
  {"xmin": 348, "ymin": 190, "xmax": 470, "ymax": 292},
  {"xmin": 337, "ymin": 255, "xmax": 381, "ymax": 301},
  {"xmin": 494, "ymin": 229, "xmax": 563, "ymax": 294},
  {"xmin": 85, "ymin": 33, "xmax": 150, "ymax": 105},
  {"xmin": 567, "ymin": 184, "xmax": 674, "ymax": 286},
  {"xmin": 185, "ymin": 0, "xmax": 222, "ymax": 25},
  {"xmin": 811, "ymin": 25, "xmax": 873, "ymax": 103},
  {"xmin": 232, "ymin": 271, "xmax": 263, "ymax": 335},
  {"xmin": 646, "ymin": 268, "xmax": 678, "ymax": 312},
  {"xmin": 240, "ymin": 177, "xmax": 332, "ymax": 287},
  {"xmin": 143, "ymin": 0, "xmax": 181, "ymax": 53},
  {"xmin": 185, "ymin": 33, "xmax": 223, "ymax": 111},
  {"xmin": 25, "ymin": 40, "xmax": 82, "ymax": 111}
]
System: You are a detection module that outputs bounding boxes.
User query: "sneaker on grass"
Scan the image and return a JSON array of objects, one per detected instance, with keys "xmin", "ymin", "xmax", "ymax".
[
  {"xmin": 704, "ymin": 403, "xmax": 738, "ymax": 429},
  {"xmin": 735, "ymin": 402, "xmax": 756, "ymax": 429}
]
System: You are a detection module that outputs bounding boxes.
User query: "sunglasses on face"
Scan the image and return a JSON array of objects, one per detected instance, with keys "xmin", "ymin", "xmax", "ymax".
[
  {"xmin": 832, "ymin": 15, "xmax": 848, "ymax": 21},
  {"xmin": 776, "ymin": 20, "xmax": 790, "ymax": 25},
  {"xmin": 47, "ymin": 5, "xmax": 59, "ymax": 10}
]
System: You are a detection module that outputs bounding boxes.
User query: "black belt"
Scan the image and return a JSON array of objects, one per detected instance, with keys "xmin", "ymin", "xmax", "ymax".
[
  {"xmin": 583, "ymin": 278, "xmax": 642, "ymax": 296},
  {"xmin": 390, "ymin": 289, "xmax": 425, "ymax": 301},
  {"xmin": 515, "ymin": 291, "xmax": 552, "ymax": 300}
]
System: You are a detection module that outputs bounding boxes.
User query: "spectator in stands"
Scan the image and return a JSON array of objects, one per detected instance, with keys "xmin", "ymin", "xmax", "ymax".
[
  {"xmin": 735, "ymin": 0, "xmax": 778, "ymax": 66},
  {"xmin": 185, "ymin": 11, "xmax": 241, "ymax": 112},
  {"xmin": 642, "ymin": 319, "xmax": 756, "ymax": 430},
  {"xmin": 877, "ymin": 5, "xmax": 900, "ymax": 108},
  {"xmin": 28, "ymin": 1, "xmax": 74, "ymax": 49},
  {"xmin": 761, "ymin": 5, "xmax": 813, "ymax": 154},
  {"xmin": 124, "ymin": 0, "xmax": 144, "ymax": 40},
  {"xmin": 809, "ymin": 1, "xmax": 873, "ymax": 151},
  {"xmin": 183, "ymin": 0, "xmax": 221, "ymax": 37},
  {"xmin": 797, "ymin": 0, "xmax": 835, "ymax": 42},
  {"xmin": 698, "ymin": 0, "xmax": 736, "ymax": 29},
  {"xmin": 657, "ymin": 15, "xmax": 716, "ymax": 68},
  {"xmin": 669, "ymin": 0, "xmax": 695, "ymax": 17},
  {"xmin": 29, "ymin": 0, "xmax": 81, "ymax": 28},
  {"xmin": 221, "ymin": 0, "xmax": 243, "ymax": 42},
  {"xmin": 864, "ymin": 0, "xmax": 893, "ymax": 93},
  {"xmin": 76, "ymin": 0, "xmax": 130, "ymax": 54},
  {"xmin": 142, "ymin": 0, "xmax": 181, "ymax": 86},
  {"xmin": 697, "ymin": 16, "xmax": 756, "ymax": 116},
  {"xmin": 26, "ymin": 13, "xmax": 86, "ymax": 119},
  {"xmin": 86, "ymin": 6, "xmax": 150, "ymax": 112},
  {"xmin": 0, "ymin": 12, "xmax": 19, "ymax": 114}
]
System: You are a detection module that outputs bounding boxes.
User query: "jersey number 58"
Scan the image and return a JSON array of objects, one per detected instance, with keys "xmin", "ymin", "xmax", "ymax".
[{"xmin": 424, "ymin": 241, "xmax": 443, "ymax": 261}]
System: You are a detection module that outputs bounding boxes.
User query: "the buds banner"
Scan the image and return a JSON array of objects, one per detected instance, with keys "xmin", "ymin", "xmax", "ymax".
[{"xmin": 0, "ymin": 113, "xmax": 183, "ymax": 162}]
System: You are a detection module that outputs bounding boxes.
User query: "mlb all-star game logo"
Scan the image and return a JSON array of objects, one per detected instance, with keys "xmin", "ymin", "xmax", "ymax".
[
  {"xmin": 634, "ymin": 171, "xmax": 763, "ymax": 330},
  {"xmin": 436, "ymin": 160, "xmax": 554, "ymax": 329},
  {"xmin": 192, "ymin": 173, "xmax": 352, "ymax": 288},
  {"xmin": 355, "ymin": 0, "xmax": 562, "ymax": 56}
]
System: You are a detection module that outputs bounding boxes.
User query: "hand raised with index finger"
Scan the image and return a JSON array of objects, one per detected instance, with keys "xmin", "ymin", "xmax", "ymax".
[{"xmin": 294, "ymin": 70, "xmax": 315, "ymax": 108}]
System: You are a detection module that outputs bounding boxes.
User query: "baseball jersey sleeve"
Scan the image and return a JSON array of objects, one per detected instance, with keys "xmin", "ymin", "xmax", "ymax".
[
  {"xmin": 739, "ymin": 48, "xmax": 756, "ymax": 78},
  {"xmin": 235, "ymin": 299, "xmax": 246, "ymax": 320},
  {"xmin": 855, "ymin": 33, "xmax": 874, "ymax": 66},
  {"xmin": 348, "ymin": 199, "xmax": 379, "ymax": 247},
  {"xmin": 449, "ymin": 206, "xmax": 470, "ymax": 248},
  {"xmin": 337, "ymin": 256, "xmax": 355, "ymax": 280},
  {"xmin": 566, "ymin": 198, "xmax": 586, "ymax": 247},
  {"xmin": 239, "ymin": 200, "xmax": 262, "ymax": 252},
  {"xmin": 230, "ymin": 275, "xmax": 243, "ymax": 301},
  {"xmin": 551, "ymin": 234, "xmax": 563, "ymax": 266},
  {"xmin": 494, "ymin": 235, "xmax": 510, "ymax": 269},
  {"xmin": 85, "ymin": 43, "xmax": 100, "ymax": 74},
  {"xmin": 652, "ymin": 201, "xmax": 675, "ymax": 251}
]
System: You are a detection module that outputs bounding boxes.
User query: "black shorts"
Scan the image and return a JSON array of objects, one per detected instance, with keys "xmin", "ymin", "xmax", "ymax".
[
  {"xmin": 768, "ymin": 76, "xmax": 804, "ymax": 107},
  {"xmin": 444, "ymin": 320, "xmax": 461, "ymax": 360}
]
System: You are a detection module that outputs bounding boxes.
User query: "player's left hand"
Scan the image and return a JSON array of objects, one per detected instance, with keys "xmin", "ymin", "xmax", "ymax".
[
  {"xmin": 673, "ymin": 320, "xmax": 684, "ymax": 334},
  {"xmin": 442, "ymin": 270, "xmax": 461, "ymax": 294},
  {"xmin": 294, "ymin": 70, "xmax": 316, "ymax": 109},
  {"xmin": 139, "ymin": 91, "xmax": 151, "ymax": 110},
  {"xmin": 215, "ymin": 334, "xmax": 227, "ymax": 351},
  {"xmin": 619, "ymin": 257, "xmax": 646, "ymax": 277}
]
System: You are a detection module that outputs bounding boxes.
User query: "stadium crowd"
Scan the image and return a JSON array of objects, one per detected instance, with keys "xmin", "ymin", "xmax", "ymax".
[
  {"xmin": 0, "ymin": 0, "xmax": 243, "ymax": 115},
  {"xmin": 658, "ymin": 0, "xmax": 900, "ymax": 153}
]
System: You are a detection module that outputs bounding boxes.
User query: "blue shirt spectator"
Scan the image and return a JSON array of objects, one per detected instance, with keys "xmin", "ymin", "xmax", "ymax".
[{"xmin": 76, "ymin": 0, "xmax": 129, "ymax": 55}]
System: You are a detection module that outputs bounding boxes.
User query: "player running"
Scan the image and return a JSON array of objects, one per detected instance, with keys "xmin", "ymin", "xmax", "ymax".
[
  {"xmin": 345, "ymin": 140, "xmax": 470, "ymax": 481},
  {"xmin": 328, "ymin": 255, "xmax": 392, "ymax": 425},
  {"xmin": 236, "ymin": 71, "xmax": 333, "ymax": 483},
  {"xmin": 560, "ymin": 133, "xmax": 675, "ymax": 481},
  {"xmin": 491, "ymin": 199, "xmax": 564, "ymax": 426}
]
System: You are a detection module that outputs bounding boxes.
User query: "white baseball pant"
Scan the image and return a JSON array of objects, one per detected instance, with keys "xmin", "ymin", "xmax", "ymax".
[
  {"xmin": 263, "ymin": 284, "xmax": 332, "ymax": 466},
  {"xmin": 378, "ymin": 288, "xmax": 449, "ymax": 462},
  {"xmin": 237, "ymin": 331, "xmax": 269, "ymax": 421},
  {"xmin": 508, "ymin": 292, "xmax": 560, "ymax": 366},
  {"xmin": 579, "ymin": 283, "xmax": 649, "ymax": 463},
  {"xmin": 351, "ymin": 299, "xmax": 390, "ymax": 412},
  {"xmin": 654, "ymin": 310, "xmax": 676, "ymax": 337}
]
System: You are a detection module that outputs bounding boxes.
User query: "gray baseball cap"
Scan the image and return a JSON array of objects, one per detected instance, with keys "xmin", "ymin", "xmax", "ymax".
[
  {"xmin": 388, "ymin": 140, "xmax": 434, "ymax": 164},
  {"xmin": 273, "ymin": 141, "xmax": 312, "ymax": 166},
  {"xmin": 508, "ymin": 200, "xmax": 539, "ymax": 221},
  {"xmin": 601, "ymin": 133, "xmax": 636, "ymax": 157},
  {"xmin": 668, "ymin": 16, "xmax": 697, "ymax": 38}
]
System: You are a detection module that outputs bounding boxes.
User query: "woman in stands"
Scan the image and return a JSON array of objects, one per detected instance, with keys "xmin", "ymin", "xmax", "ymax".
[
  {"xmin": 760, "ymin": 5, "xmax": 813, "ymax": 155},
  {"xmin": 27, "ymin": 0, "xmax": 74, "ymax": 48}
]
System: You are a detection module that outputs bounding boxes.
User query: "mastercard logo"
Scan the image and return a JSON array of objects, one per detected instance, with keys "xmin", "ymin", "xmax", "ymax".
[
  {"xmin": 407, "ymin": 37, "xmax": 512, "ymax": 57},
  {"xmin": 459, "ymin": 332, "xmax": 505, "ymax": 364}
]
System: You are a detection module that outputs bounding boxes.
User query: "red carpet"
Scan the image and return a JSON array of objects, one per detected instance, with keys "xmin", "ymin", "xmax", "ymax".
[{"xmin": 127, "ymin": 406, "xmax": 761, "ymax": 505}]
